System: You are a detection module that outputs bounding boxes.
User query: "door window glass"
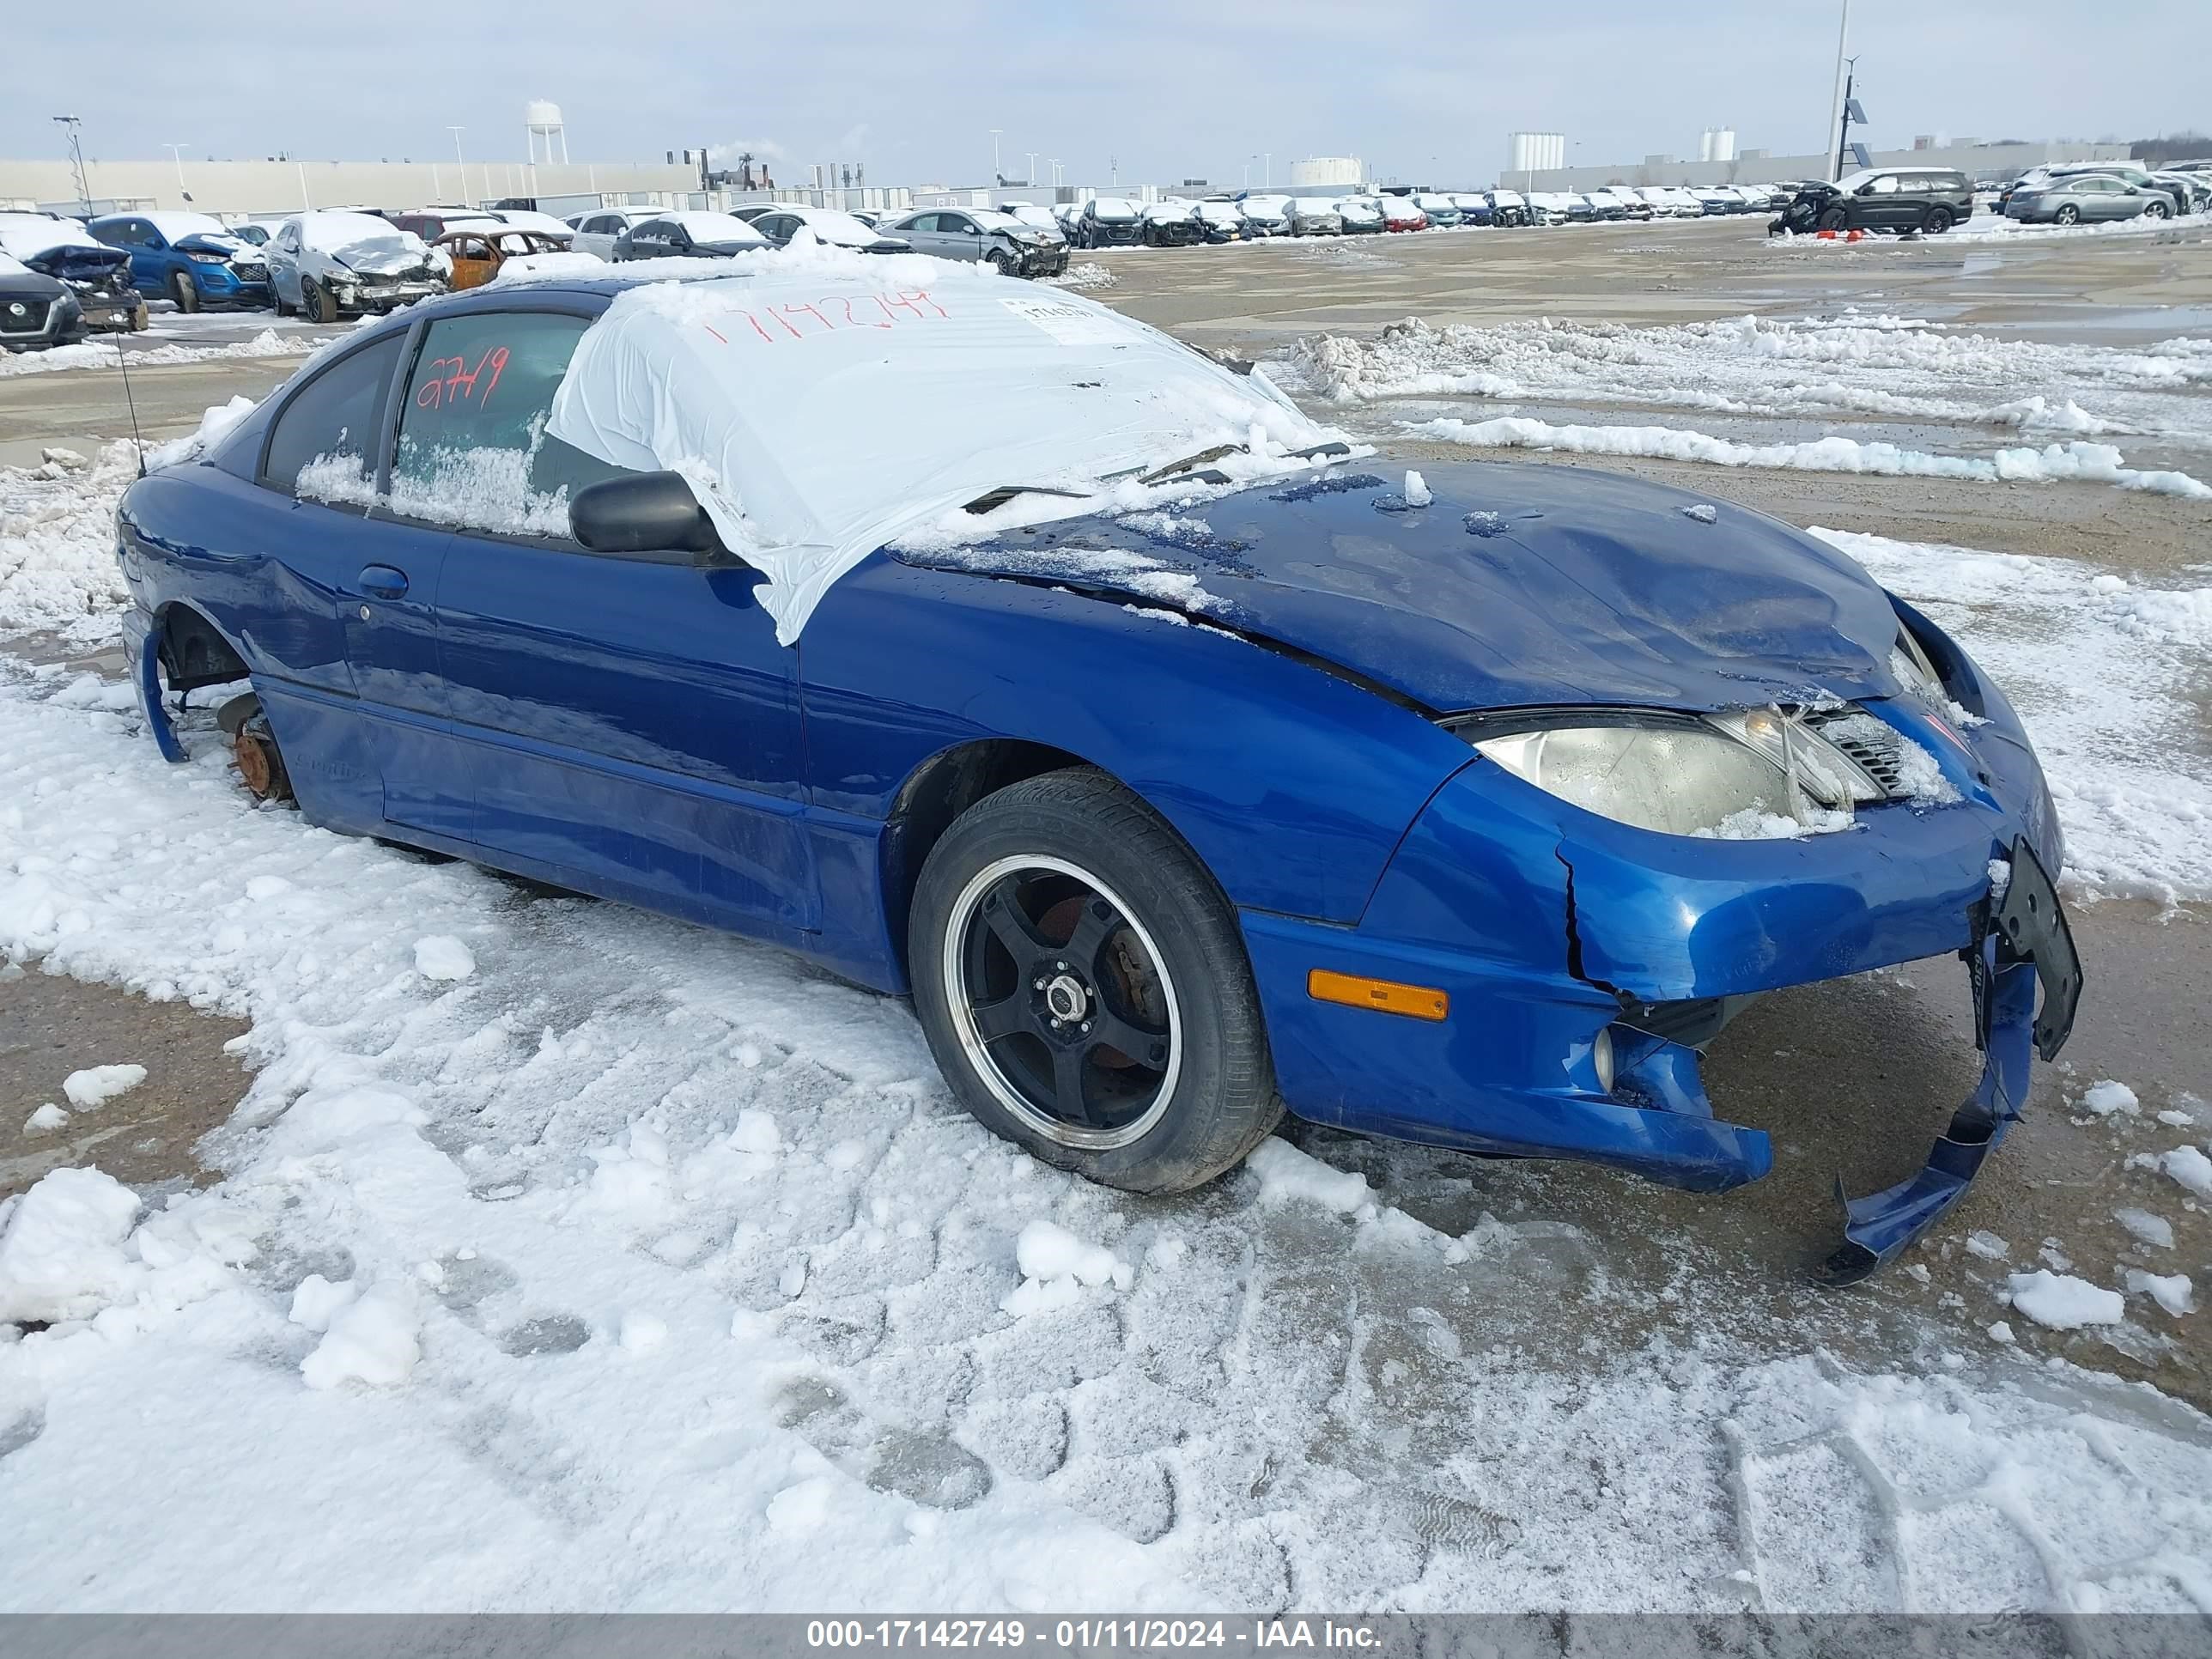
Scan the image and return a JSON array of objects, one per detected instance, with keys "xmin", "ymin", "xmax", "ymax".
[
  {"xmin": 262, "ymin": 333, "xmax": 405, "ymax": 501},
  {"xmin": 392, "ymin": 310, "xmax": 629, "ymax": 538},
  {"xmin": 1871, "ymin": 174, "xmax": 1900, "ymax": 194}
]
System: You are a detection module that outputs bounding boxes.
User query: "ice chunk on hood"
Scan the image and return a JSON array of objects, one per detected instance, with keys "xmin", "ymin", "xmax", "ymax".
[{"xmin": 544, "ymin": 253, "xmax": 1338, "ymax": 642}]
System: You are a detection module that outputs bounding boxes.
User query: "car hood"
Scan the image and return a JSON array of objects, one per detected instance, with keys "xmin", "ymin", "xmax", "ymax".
[
  {"xmin": 175, "ymin": 232, "xmax": 250, "ymax": 258},
  {"xmin": 20, "ymin": 243, "xmax": 131, "ymax": 282},
  {"xmin": 900, "ymin": 459, "xmax": 1905, "ymax": 714}
]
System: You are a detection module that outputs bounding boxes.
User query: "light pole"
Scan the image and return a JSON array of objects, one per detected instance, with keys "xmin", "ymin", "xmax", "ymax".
[
  {"xmin": 1264, "ymin": 153, "xmax": 1272, "ymax": 188},
  {"xmin": 989, "ymin": 129, "xmax": 1002, "ymax": 185},
  {"xmin": 1024, "ymin": 151, "xmax": 1037, "ymax": 186},
  {"xmin": 1049, "ymin": 159, "xmax": 1061, "ymax": 187},
  {"xmin": 447, "ymin": 125, "xmax": 466, "ymax": 204},
  {"xmin": 161, "ymin": 143, "xmax": 190, "ymax": 200},
  {"xmin": 1825, "ymin": 0, "xmax": 1851, "ymax": 181}
]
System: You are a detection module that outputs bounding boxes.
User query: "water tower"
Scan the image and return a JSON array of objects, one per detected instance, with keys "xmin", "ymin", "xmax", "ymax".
[{"xmin": 526, "ymin": 100, "xmax": 568, "ymax": 165}]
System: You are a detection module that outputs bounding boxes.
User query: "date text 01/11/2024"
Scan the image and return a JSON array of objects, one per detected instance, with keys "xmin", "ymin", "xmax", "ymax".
[{"xmin": 805, "ymin": 1620, "xmax": 1382, "ymax": 1650}]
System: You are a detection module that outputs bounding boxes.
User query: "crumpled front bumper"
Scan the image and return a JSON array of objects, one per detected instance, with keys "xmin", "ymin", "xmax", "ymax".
[{"xmin": 1241, "ymin": 632, "xmax": 2076, "ymax": 1281}]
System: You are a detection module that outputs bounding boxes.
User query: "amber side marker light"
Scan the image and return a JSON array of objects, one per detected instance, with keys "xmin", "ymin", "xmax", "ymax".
[{"xmin": 1307, "ymin": 969, "xmax": 1449, "ymax": 1022}]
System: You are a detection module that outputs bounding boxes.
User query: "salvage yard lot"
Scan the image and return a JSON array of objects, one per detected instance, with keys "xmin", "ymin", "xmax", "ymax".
[{"xmin": 2, "ymin": 213, "xmax": 2209, "ymax": 1613}]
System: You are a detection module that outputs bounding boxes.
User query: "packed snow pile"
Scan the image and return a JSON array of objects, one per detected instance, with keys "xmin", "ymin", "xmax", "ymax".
[
  {"xmin": 61, "ymin": 1063, "xmax": 147, "ymax": 1109},
  {"xmin": 0, "ymin": 443, "xmax": 141, "ymax": 641},
  {"xmin": 1406, "ymin": 415, "xmax": 2212, "ymax": 499},
  {"xmin": 0, "ymin": 328, "xmax": 314, "ymax": 379},
  {"xmin": 2006, "ymin": 1270, "xmax": 2125, "ymax": 1331},
  {"xmin": 1810, "ymin": 526, "xmax": 2212, "ymax": 905},
  {"xmin": 1288, "ymin": 313, "xmax": 2212, "ymax": 445}
]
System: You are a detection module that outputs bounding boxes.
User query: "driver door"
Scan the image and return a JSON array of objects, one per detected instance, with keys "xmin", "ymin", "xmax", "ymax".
[{"xmin": 392, "ymin": 304, "xmax": 818, "ymax": 936}]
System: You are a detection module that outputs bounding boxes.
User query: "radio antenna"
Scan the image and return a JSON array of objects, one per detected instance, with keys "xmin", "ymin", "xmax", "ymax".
[{"xmin": 115, "ymin": 324, "xmax": 147, "ymax": 478}]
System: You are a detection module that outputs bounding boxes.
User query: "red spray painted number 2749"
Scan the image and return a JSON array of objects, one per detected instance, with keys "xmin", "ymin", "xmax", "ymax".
[{"xmin": 415, "ymin": 346, "xmax": 509, "ymax": 410}]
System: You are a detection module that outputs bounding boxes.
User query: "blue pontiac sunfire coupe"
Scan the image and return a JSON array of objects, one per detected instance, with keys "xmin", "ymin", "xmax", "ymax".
[{"xmin": 114, "ymin": 255, "xmax": 2080, "ymax": 1284}]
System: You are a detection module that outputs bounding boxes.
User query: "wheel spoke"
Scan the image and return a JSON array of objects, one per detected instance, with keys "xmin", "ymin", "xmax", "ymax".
[
  {"xmin": 1049, "ymin": 1043, "xmax": 1097, "ymax": 1125},
  {"xmin": 1086, "ymin": 1008, "xmax": 1171, "ymax": 1073},
  {"xmin": 978, "ymin": 876, "xmax": 1054, "ymax": 977},
  {"xmin": 969, "ymin": 992, "xmax": 1031, "ymax": 1044},
  {"xmin": 1060, "ymin": 895, "xmax": 1121, "ymax": 975}
]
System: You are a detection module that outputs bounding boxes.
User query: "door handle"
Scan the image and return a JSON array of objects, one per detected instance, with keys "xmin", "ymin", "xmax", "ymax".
[{"xmin": 357, "ymin": 564, "xmax": 409, "ymax": 600}]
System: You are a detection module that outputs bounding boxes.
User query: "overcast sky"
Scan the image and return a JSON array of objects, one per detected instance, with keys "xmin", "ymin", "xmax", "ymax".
[{"xmin": 11, "ymin": 1, "xmax": 2203, "ymax": 188}]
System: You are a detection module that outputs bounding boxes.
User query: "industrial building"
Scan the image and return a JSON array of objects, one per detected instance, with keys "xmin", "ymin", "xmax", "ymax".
[{"xmin": 0, "ymin": 155, "xmax": 704, "ymax": 220}]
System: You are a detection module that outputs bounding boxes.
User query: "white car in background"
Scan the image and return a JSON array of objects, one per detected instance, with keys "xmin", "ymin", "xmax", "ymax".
[
  {"xmin": 566, "ymin": 207, "xmax": 657, "ymax": 260},
  {"xmin": 996, "ymin": 202, "xmax": 1068, "ymax": 245},
  {"xmin": 264, "ymin": 210, "xmax": 442, "ymax": 321},
  {"xmin": 1237, "ymin": 193, "xmax": 1292, "ymax": 234},
  {"xmin": 485, "ymin": 209, "xmax": 579, "ymax": 243}
]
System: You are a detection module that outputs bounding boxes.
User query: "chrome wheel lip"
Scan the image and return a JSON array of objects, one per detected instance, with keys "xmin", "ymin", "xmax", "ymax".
[{"xmin": 943, "ymin": 853, "xmax": 1182, "ymax": 1152}]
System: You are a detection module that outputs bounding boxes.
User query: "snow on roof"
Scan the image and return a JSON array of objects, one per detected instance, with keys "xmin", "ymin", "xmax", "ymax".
[
  {"xmin": 545, "ymin": 247, "xmax": 1340, "ymax": 643},
  {"xmin": 489, "ymin": 210, "xmax": 574, "ymax": 238},
  {"xmin": 778, "ymin": 209, "xmax": 882, "ymax": 246},
  {"xmin": 0, "ymin": 214, "xmax": 104, "ymax": 258},
  {"xmin": 662, "ymin": 210, "xmax": 770, "ymax": 245},
  {"xmin": 140, "ymin": 210, "xmax": 232, "ymax": 241},
  {"xmin": 1087, "ymin": 198, "xmax": 1140, "ymax": 218}
]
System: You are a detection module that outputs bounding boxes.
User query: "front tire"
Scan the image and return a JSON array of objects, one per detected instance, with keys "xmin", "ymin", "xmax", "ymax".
[
  {"xmin": 988, "ymin": 249, "xmax": 1015, "ymax": 276},
  {"xmin": 2144, "ymin": 200, "xmax": 2172, "ymax": 221},
  {"xmin": 169, "ymin": 270, "xmax": 202, "ymax": 313},
  {"xmin": 301, "ymin": 279, "xmax": 332, "ymax": 323},
  {"xmin": 1817, "ymin": 206, "xmax": 1850, "ymax": 231},
  {"xmin": 909, "ymin": 769, "xmax": 1282, "ymax": 1194}
]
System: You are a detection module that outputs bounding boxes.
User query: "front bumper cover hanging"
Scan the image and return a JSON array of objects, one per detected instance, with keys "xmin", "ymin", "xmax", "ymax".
[{"xmin": 1816, "ymin": 838, "xmax": 2082, "ymax": 1285}]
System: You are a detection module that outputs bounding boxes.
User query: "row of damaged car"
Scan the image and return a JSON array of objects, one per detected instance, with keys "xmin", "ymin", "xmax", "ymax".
[
  {"xmin": 0, "ymin": 204, "xmax": 564, "ymax": 350},
  {"xmin": 1028, "ymin": 183, "xmax": 1796, "ymax": 252}
]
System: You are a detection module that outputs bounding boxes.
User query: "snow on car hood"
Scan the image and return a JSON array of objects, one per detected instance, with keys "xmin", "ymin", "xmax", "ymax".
[
  {"xmin": 898, "ymin": 460, "xmax": 1907, "ymax": 713},
  {"xmin": 545, "ymin": 252, "xmax": 1340, "ymax": 642},
  {"xmin": 294, "ymin": 212, "xmax": 428, "ymax": 269}
]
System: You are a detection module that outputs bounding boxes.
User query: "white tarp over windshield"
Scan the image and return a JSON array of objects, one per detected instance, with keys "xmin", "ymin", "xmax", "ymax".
[{"xmin": 545, "ymin": 252, "xmax": 1338, "ymax": 643}]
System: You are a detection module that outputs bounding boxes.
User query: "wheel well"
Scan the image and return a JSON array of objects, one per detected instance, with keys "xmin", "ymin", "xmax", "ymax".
[
  {"xmin": 882, "ymin": 739, "xmax": 1092, "ymax": 971},
  {"xmin": 155, "ymin": 604, "xmax": 249, "ymax": 693}
]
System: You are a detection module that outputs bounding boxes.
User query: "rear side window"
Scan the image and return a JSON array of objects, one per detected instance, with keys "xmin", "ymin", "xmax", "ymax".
[
  {"xmin": 259, "ymin": 334, "xmax": 404, "ymax": 499},
  {"xmin": 390, "ymin": 310, "xmax": 628, "ymax": 538}
]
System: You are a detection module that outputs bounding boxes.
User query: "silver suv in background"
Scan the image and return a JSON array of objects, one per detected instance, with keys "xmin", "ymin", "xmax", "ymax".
[
  {"xmin": 888, "ymin": 208, "xmax": 1067, "ymax": 276},
  {"xmin": 567, "ymin": 209, "xmax": 656, "ymax": 260}
]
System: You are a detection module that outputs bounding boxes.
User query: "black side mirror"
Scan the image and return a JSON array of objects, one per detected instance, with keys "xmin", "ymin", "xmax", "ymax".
[{"xmin": 570, "ymin": 471, "xmax": 730, "ymax": 562}]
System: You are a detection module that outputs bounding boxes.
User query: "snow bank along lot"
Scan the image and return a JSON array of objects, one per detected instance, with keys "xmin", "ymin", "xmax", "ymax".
[{"xmin": 3, "ymin": 310, "xmax": 2212, "ymax": 1614}]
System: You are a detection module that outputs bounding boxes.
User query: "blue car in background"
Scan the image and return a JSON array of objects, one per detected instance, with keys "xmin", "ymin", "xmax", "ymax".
[
  {"xmin": 111, "ymin": 263, "xmax": 2080, "ymax": 1285},
  {"xmin": 90, "ymin": 210, "xmax": 270, "ymax": 312}
]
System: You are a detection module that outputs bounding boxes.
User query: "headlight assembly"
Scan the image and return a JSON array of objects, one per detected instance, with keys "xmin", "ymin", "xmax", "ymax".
[{"xmin": 1452, "ymin": 709, "xmax": 1884, "ymax": 838}]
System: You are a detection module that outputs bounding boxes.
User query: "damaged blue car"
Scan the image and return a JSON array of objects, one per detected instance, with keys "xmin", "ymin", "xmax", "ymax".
[{"xmin": 112, "ymin": 264, "xmax": 2080, "ymax": 1282}]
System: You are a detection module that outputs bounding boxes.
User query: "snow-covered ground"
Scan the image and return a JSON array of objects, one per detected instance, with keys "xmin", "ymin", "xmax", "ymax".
[
  {"xmin": 2, "ymin": 655, "xmax": 2209, "ymax": 1613},
  {"xmin": 1288, "ymin": 314, "xmax": 2212, "ymax": 451},
  {"xmin": 0, "ymin": 326, "xmax": 317, "ymax": 379},
  {"xmin": 4, "ymin": 288, "xmax": 2212, "ymax": 1612}
]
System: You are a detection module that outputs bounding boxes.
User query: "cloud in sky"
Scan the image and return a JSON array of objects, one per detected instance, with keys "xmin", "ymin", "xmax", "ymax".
[{"xmin": 9, "ymin": 0, "xmax": 2200, "ymax": 187}]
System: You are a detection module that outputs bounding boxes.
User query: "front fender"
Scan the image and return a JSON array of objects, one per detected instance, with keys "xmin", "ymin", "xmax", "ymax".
[{"xmin": 801, "ymin": 554, "xmax": 1475, "ymax": 924}]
